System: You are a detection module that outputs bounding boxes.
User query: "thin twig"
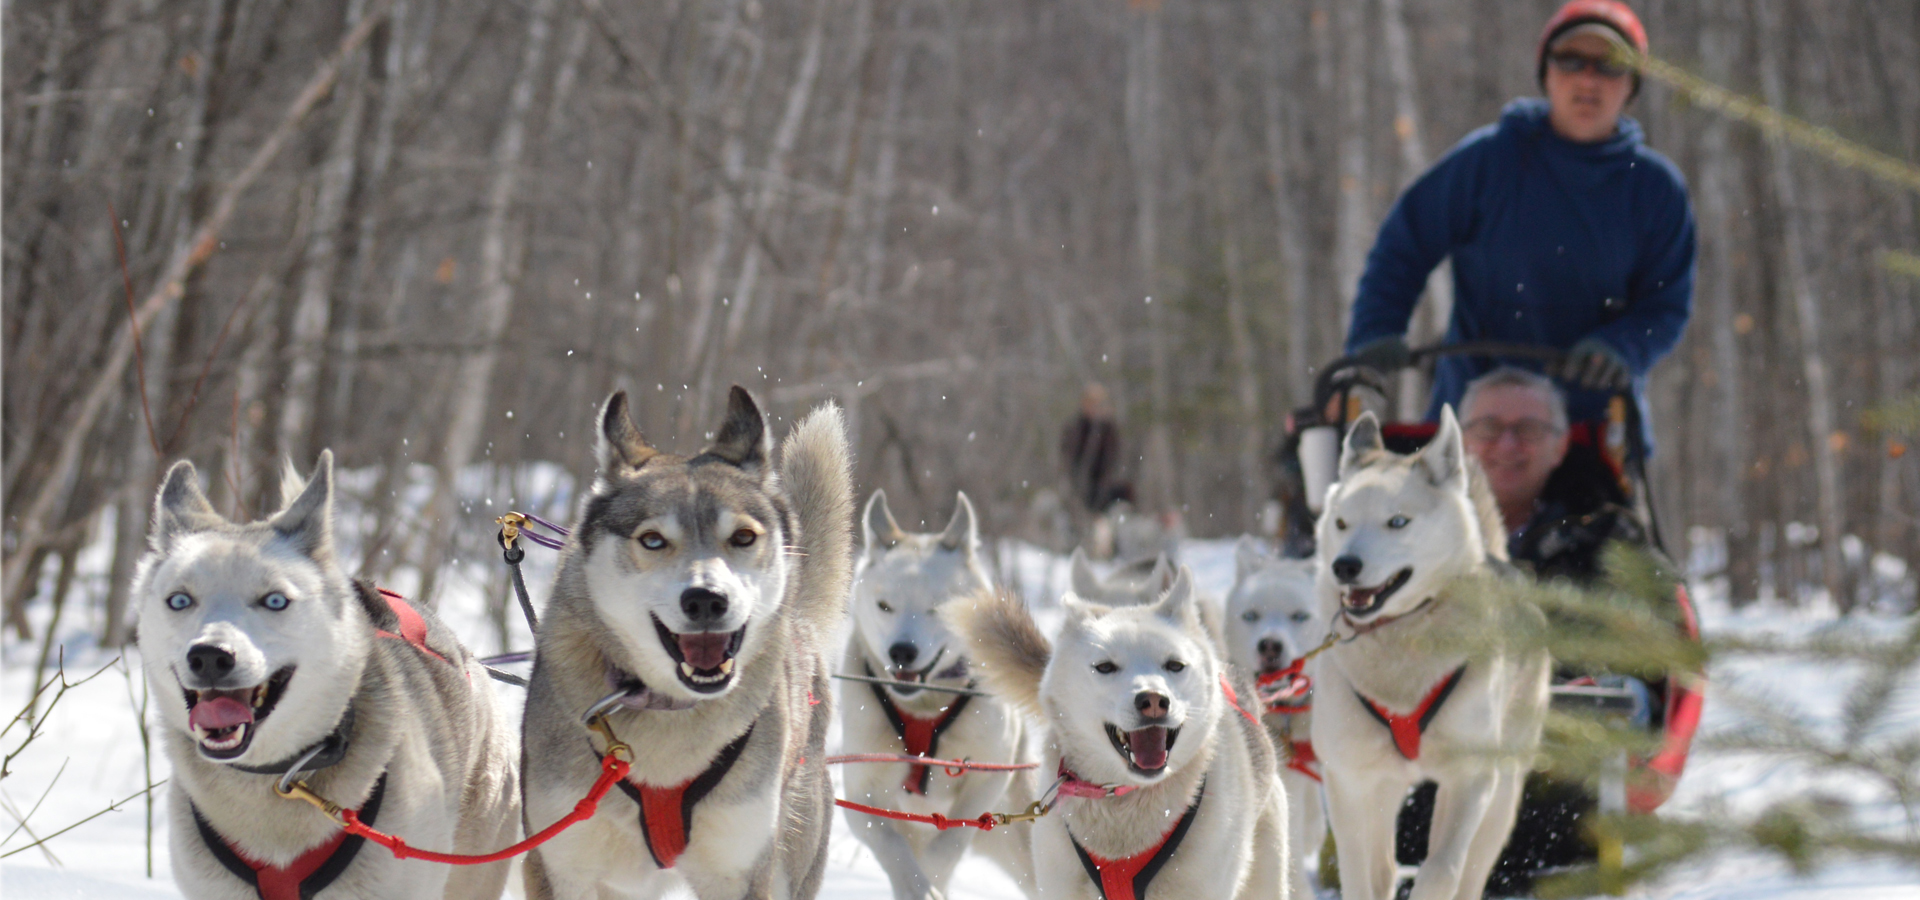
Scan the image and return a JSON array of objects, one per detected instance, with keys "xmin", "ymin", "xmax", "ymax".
[
  {"xmin": 0, "ymin": 780, "xmax": 167, "ymax": 860},
  {"xmin": 107, "ymin": 199, "xmax": 161, "ymax": 457},
  {"xmin": 0, "ymin": 758, "xmax": 67, "ymax": 849}
]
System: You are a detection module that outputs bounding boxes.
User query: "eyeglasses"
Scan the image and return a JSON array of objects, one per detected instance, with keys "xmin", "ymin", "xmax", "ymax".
[
  {"xmin": 1462, "ymin": 417, "xmax": 1564, "ymax": 445},
  {"xmin": 1547, "ymin": 51, "xmax": 1631, "ymax": 79}
]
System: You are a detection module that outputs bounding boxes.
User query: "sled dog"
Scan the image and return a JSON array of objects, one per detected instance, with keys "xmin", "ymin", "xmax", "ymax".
[
  {"xmin": 952, "ymin": 567, "xmax": 1290, "ymax": 900},
  {"xmin": 1311, "ymin": 409, "xmax": 1550, "ymax": 900},
  {"xmin": 135, "ymin": 452, "xmax": 518, "ymax": 900},
  {"xmin": 1224, "ymin": 536, "xmax": 1327, "ymax": 899},
  {"xmin": 840, "ymin": 489, "xmax": 1036, "ymax": 899},
  {"xmin": 1068, "ymin": 548, "xmax": 1174, "ymax": 607},
  {"xmin": 520, "ymin": 386, "xmax": 853, "ymax": 899}
]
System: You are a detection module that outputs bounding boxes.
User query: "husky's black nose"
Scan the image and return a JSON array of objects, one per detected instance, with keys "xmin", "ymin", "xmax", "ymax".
[
  {"xmin": 1331, "ymin": 555, "xmax": 1364, "ymax": 584},
  {"xmin": 888, "ymin": 642, "xmax": 918, "ymax": 668},
  {"xmin": 680, "ymin": 588, "xmax": 729, "ymax": 624},
  {"xmin": 1256, "ymin": 637, "xmax": 1286, "ymax": 662},
  {"xmin": 1134, "ymin": 691, "xmax": 1170, "ymax": 721},
  {"xmin": 186, "ymin": 644, "xmax": 236, "ymax": 678}
]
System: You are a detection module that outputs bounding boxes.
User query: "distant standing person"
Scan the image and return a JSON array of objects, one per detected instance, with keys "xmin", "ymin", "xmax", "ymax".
[
  {"xmin": 1345, "ymin": 0, "xmax": 1696, "ymax": 454},
  {"xmin": 1060, "ymin": 382, "xmax": 1132, "ymax": 517}
]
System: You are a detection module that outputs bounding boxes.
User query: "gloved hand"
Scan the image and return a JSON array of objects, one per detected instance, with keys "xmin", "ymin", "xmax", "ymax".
[
  {"xmin": 1557, "ymin": 338, "xmax": 1632, "ymax": 392},
  {"xmin": 1350, "ymin": 335, "xmax": 1411, "ymax": 373}
]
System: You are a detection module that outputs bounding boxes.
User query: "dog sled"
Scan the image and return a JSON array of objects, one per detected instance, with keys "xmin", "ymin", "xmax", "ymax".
[{"xmin": 1275, "ymin": 341, "xmax": 1705, "ymax": 887}]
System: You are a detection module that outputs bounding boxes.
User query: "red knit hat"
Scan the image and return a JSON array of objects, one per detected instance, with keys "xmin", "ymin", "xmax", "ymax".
[{"xmin": 1537, "ymin": 0, "xmax": 1648, "ymax": 97}]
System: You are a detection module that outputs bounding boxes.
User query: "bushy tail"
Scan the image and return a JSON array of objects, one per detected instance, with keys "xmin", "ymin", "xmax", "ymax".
[
  {"xmin": 780, "ymin": 402, "xmax": 854, "ymax": 635},
  {"xmin": 944, "ymin": 588, "xmax": 1050, "ymax": 719}
]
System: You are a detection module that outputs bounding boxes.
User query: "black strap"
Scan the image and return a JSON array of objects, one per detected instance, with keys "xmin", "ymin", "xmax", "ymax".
[
  {"xmin": 498, "ymin": 531, "xmax": 539, "ymax": 634},
  {"xmin": 863, "ymin": 662, "xmax": 972, "ymax": 794},
  {"xmin": 193, "ymin": 772, "xmax": 386, "ymax": 900},
  {"xmin": 1070, "ymin": 778, "xmax": 1205, "ymax": 900},
  {"xmin": 230, "ymin": 706, "xmax": 354, "ymax": 777},
  {"xmin": 614, "ymin": 724, "xmax": 755, "ymax": 869}
]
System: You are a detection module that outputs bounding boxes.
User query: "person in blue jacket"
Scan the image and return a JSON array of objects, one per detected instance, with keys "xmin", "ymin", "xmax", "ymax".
[{"xmin": 1345, "ymin": 0, "xmax": 1695, "ymax": 454}]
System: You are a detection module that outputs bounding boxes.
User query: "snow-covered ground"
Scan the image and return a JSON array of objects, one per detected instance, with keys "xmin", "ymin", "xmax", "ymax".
[{"xmin": 4, "ymin": 525, "xmax": 1918, "ymax": 898}]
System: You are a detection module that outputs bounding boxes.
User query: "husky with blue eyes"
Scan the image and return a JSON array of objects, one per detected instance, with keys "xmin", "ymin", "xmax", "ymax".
[
  {"xmin": 134, "ymin": 451, "xmax": 519, "ymax": 900},
  {"xmin": 951, "ymin": 567, "xmax": 1290, "ymax": 900}
]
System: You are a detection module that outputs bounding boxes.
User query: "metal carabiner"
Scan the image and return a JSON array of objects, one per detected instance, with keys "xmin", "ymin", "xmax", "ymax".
[{"xmin": 992, "ymin": 801, "xmax": 1050, "ymax": 826}]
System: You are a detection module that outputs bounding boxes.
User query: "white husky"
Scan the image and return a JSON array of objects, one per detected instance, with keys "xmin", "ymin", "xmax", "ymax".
[
  {"xmin": 134, "ymin": 452, "xmax": 519, "ymax": 899},
  {"xmin": 839, "ymin": 490, "xmax": 1035, "ymax": 900},
  {"xmin": 1224, "ymin": 536, "xmax": 1326, "ymax": 899},
  {"xmin": 1311, "ymin": 409, "xmax": 1550, "ymax": 900},
  {"xmin": 952, "ymin": 567, "xmax": 1290, "ymax": 900}
]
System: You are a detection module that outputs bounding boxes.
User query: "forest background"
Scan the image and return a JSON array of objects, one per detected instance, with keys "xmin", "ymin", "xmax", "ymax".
[{"xmin": 5, "ymin": 0, "xmax": 1920, "ymax": 646}]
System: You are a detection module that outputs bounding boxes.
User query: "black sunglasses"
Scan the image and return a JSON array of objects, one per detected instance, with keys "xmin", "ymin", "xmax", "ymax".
[{"xmin": 1548, "ymin": 51, "xmax": 1631, "ymax": 79}]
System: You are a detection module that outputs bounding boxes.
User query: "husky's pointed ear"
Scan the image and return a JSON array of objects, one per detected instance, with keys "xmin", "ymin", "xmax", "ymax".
[
  {"xmin": 863, "ymin": 489, "xmax": 904, "ymax": 555},
  {"xmin": 597, "ymin": 391, "xmax": 658, "ymax": 473},
  {"xmin": 1418, "ymin": 405, "xmax": 1467, "ymax": 489},
  {"xmin": 151, "ymin": 460, "xmax": 222, "ymax": 551},
  {"xmin": 1068, "ymin": 548, "xmax": 1101, "ymax": 599},
  {"xmin": 269, "ymin": 450, "xmax": 335, "ymax": 560},
  {"xmin": 1152, "ymin": 566, "xmax": 1202, "ymax": 631},
  {"xmin": 938, "ymin": 491, "xmax": 980, "ymax": 554},
  {"xmin": 1149, "ymin": 553, "xmax": 1176, "ymax": 593},
  {"xmin": 1339, "ymin": 412, "xmax": 1385, "ymax": 478},
  {"xmin": 705, "ymin": 385, "xmax": 770, "ymax": 473},
  {"xmin": 1234, "ymin": 535, "xmax": 1265, "ymax": 582},
  {"xmin": 1058, "ymin": 592, "xmax": 1102, "ymax": 628}
]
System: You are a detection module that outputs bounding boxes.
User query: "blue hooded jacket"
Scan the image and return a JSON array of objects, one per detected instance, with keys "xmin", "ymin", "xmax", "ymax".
[{"xmin": 1345, "ymin": 98, "xmax": 1695, "ymax": 448}]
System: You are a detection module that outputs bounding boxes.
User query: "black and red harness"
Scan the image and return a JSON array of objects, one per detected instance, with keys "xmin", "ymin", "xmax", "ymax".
[
  {"xmin": 608, "ymin": 725, "xmax": 755, "ymax": 869},
  {"xmin": 865, "ymin": 663, "xmax": 974, "ymax": 795},
  {"xmin": 1354, "ymin": 665, "xmax": 1467, "ymax": 760},
  {"xmin": 195, "ymin": 589, "xmax": 448, "ymax": 900},
  {"xmin": 1066, "ymin": 778, "xmax": 1205, "ymax": 900}
]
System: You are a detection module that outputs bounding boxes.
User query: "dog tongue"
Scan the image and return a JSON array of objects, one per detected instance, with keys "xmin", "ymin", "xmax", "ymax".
[
  {"xmin": 1128, "ymin": 726, "xmax": 1169, "ymax": 770},
  {"xmin": 677, "ymin": 632, "xmax": 732, "ymax": 671},
  {"xmin": 190, "ymin": 696, "xmax": 255, "ymax": 731}
]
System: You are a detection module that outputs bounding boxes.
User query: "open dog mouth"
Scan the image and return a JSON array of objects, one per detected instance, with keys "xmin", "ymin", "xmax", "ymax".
[
  {"xmin": 885, "ymin": 648, "xmax": 956, "ymax": 696},
  {"xmin": 653, "ymin": 615, "xmax": 745, "ymax": 693},
  {"xmin": 1105, "ymin": 722, "xmax": 1180, "ymax": 775},
  {"xmin": 1341, "ymin": 567, "xmax": 1413, "ymax": 618},
  {"xmin": 183, "ymin": 667, "xmax": 294, "ymax": 759}
]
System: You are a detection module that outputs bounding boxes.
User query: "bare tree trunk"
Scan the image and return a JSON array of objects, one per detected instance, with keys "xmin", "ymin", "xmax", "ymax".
[
  {"xmin": 1, "ymin": 5, "xmax": 391, "ymax": 609},
  {"xmin": 1698, "ymin": 0, "xmax": 1755, "ymax": 604},
  {"xmin": 1126, "ymin": 3, "xmax": 1175, "ymax": 512},
  {"xmin": 416, "ymin": 0, "xmax": 557, "ymax": 604},
  {"xmin": 1379, "ymin": 0, "xmax": 1447, "ymax": 420},
  {"xmin": 278, "ymin": 0, "xmax": 372, "ymax": 463},
  {"xmin": 1757, "ymin": 0, "xmax": 1849, "ymax": 612},
  {"xmin": 1333, "ymin": 0, "xmax": 1372, "ymax": 348},
  {"xmin": 1258, "ymin": 3, "xmax": 1313, "ymax": 406}
]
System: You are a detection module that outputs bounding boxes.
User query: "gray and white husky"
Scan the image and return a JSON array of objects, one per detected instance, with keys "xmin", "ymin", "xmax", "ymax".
[
  {"xmin": 839, "ymin": 489, "xmax": 1035, "ymax": 900},
  {"xmin": 1223, "ymin": 536, "xmax": 1326, "ymax": 899},
  {"xmin": 1311, "ymin": 409, "xmax": 1550, "ymax": 900},
  {"xmin": 520, "ymin": 386, "xmax": 853, "ymax": 899},
  {"xmin": 135, "ymin": 451, "xmax": 519, "ymax": 900},
  {"xmin": 951, "ymin": 567, "xmax": 1290, "ymax": 900}
]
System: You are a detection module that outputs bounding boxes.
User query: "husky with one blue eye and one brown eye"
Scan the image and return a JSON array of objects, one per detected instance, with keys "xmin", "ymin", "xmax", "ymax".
[
  {"xmin": 519, "ymin": 386, "xmax": 854, "ymax": 900},
  {"xmin": 135, "ymin": 450, "xmax": 519, "ymax": 900}
]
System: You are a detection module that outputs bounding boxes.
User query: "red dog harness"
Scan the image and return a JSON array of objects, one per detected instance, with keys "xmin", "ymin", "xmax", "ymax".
[
  {"xmin": 196, "ymin": 774, "xmax": 387, "ymax": 900},
  {"xmin": 612, "ymin": 725, "xmax": 754, "ymax": 869},
  {"xmin": 1355, "ymin": 665, "xmax": 1467, "ymax": 760},
  {"xmin": 866, "ymin": 666, "xmax": 973, "ymax": 795},
  {"xmin": 1068, "ymin": 780, "xmax": 1204, "ymax": 900}
]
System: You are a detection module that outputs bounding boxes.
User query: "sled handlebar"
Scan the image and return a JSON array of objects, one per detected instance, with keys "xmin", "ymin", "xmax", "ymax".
[{"xmin": 1310, "ymin": 341, "xmax": 1567, "ymax": 415}]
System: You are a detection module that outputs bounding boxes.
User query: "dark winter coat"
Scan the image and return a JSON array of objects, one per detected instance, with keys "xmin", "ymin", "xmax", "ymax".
[{"xmin": 1344, "ymin": 98, "xmax": 1697, "ymax": 448}]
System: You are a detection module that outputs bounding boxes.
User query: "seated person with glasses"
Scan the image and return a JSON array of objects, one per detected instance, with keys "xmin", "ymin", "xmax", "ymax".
[{"xmin": 1458, "ymin": 366, "xmax": 1649, "ymax": 582}]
